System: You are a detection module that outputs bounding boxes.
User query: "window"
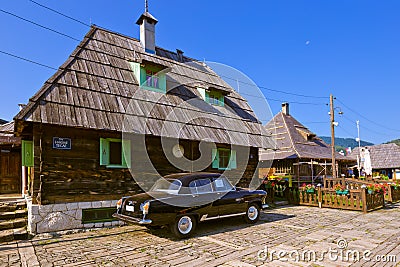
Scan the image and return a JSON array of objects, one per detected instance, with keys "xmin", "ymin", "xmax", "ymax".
[
  {"xmin": 145, "ymin": 69, "xmax": 159, "ymax": 88},
  {"xmin": 208, "ymin": 92, "xmax": 224, "ymax": 106},
  {"xmin": 212, "ymin": 148, "xmax": 237, "ymax": 170},
  {"xmin": 197, "ymin": 87, "xmax": 224, "ymax": 106},
  {"xmin": 100, "ymin": 138, "xmax": 131, "ymax": 168},
  {"xmin": 212, "ymin": 176, "xmax": 234, "ymax": 192},
  {"xmin": 82, "ymin": 208, "xmax": 118, "ymax": 224},
  {"xmin": 189, "ymin": 178, "xmax": 213, "ymax": 194},
  {"xmin": 130, "ymin": 62, "xmax": 166, "ymax": 93}
]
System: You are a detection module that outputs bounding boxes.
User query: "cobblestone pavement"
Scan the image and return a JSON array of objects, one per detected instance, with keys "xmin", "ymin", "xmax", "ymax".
[{"xmin": 2, "ymin": 203, "xmax": 400, "ymax": 267}]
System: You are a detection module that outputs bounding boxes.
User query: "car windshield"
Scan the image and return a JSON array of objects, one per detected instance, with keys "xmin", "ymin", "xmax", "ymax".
[{"xmin": 150, "ymin": 178, "xmax": 182, "ymax": 194}]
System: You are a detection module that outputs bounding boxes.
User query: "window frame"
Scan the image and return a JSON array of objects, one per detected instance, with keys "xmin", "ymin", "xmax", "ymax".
[
  {"xmin": 100, "ymin": 138, "xmax": 131, "ymax": 169},
  {"xmin": 212, "ymin": 148, "xmax": 237, "ymax": 170},
  {"xmin": 130, "ymin": 62, "xmax": 166, "ymax": 93}
]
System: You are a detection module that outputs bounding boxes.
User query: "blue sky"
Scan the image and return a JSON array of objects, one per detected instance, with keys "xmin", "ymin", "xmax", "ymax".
[{"xmin": 0, "ymin": 0, "xmax": 399, "ymax": 144}]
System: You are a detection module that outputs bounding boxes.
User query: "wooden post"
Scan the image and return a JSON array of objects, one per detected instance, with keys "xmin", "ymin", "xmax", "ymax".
[
  {"xmin": 318, "ymin": 188, "xmax": 323, "ymax": 208},
  {"xmin": 362, "ymin": 188, "xmax": 367, "ymax": 213},
  {"xmin": 388, "ymin": 185, "xmax": 393, "ymax": 203}
]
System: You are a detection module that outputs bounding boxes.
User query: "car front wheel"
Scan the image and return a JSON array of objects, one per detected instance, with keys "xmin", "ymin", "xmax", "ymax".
[
  {"xmin": 244, "ymin": 203, "xmax": 260, "ymax": 224},
  {"xmin": 171, "ymin": 215, "xmax": 196, "ymax": 238}
]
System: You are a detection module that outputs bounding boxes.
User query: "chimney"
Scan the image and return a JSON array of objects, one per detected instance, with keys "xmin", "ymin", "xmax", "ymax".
[
  {"xmin": 282, "ymin": 102, "xmax": 289, "ymax": 115},
  {"xmin": 176, "ymin": 49, "xmax": 184, "ymax": 62},
  {"xmin": 136, "ymin": 1, "xmax": 158, "ymax": 54}
]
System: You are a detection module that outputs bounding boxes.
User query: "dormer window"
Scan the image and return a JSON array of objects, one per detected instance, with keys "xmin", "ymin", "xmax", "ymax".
[
  {"xmin": 131, "ymin": 61, "xmax": 167, "ymax": 93},
  {"xmin": 197, "ymin": 87, "xmax": 225, "ymax": 106}
]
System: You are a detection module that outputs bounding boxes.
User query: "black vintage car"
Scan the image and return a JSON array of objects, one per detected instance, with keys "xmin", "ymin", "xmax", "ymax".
[{"xmin": 113, "ymin": 173, "xmax": 267, "ymax": 238}]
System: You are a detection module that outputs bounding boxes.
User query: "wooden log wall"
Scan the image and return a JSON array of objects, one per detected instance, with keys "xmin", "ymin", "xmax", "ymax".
[{"xmin": 30, "ymin": 124, "xmax": 258, "ymax": 204}]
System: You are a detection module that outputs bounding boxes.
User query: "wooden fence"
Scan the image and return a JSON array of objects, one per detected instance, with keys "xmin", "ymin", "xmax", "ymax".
[
  {"xmin": 387, "ymin": 185, "xmax": 400, "ymax": 203},
  {"xmin": 286, "ymin": 188, "xmax": 384, "ymax": 213}
]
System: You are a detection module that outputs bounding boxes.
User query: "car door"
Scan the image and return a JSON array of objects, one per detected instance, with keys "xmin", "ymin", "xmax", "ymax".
[
  {"xmin": 212, "ymin": 176, "xmax": 247, "ymax": 216},
  {"xmin": 188, "ymin": 178, "xmax": 219, "ymax": 219}
]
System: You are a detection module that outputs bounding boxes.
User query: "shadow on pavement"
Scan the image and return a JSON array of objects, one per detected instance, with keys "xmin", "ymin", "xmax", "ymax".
[{"xmin": 147, "ymin": 211, "xmax": 296, "ymax": 240}]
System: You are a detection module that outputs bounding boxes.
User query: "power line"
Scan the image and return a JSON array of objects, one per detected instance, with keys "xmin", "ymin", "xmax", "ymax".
[
  {"xmin": 0, "ymin": 50, "xmax": 57, "ymax": 70},
  {"xmin": 28, "ymin": 0, "xmax": 91, "ymax": 27},
  {"xmin": 8, "ymin": 2, "xmax": 329, "ymax": 101},
  {"xmin": 220, "ymin": 73, "xmax": 328, "ymax": 99},
  {"xmin": 0, "ymin": 8, "xmax": 327, "ymax": 107},
  {"xmin": 0, "ymin": 8, "xmax": 81, "ymax": 42},
  {"xmin": 337, "ymin": 98, "xmax": 400, "ymax": 133}
]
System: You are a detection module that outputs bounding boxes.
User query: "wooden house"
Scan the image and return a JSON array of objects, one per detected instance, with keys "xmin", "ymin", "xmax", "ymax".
[
  {"xmin": 0, "ymin": 122, "xmax": 21, "ymax": 195},
  {"xmin": 259, "ymin": 103, "xmax": 352, "ymax": 186},
  {"xmin": 349, "ymin": 144, "xmax": 400, "ymax": 179},
  {"xmin": 14, "ymin": 10, "xmax": 267, "ymax": 233}
]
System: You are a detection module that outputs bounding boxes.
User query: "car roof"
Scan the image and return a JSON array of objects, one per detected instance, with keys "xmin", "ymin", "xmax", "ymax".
[{"xmin": 163, "ymin": 172, "xmax": 223, "ymax": 187}]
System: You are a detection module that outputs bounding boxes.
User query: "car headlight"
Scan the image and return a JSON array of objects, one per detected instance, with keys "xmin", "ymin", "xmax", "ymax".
[{"xmin": 141, "ymin": 201, "xmax": 150, "ymax": 215}]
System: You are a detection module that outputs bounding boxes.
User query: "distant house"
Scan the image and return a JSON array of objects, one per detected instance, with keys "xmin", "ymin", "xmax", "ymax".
[
  {"xmin": 350, "ymin": 144, "xmax": 400, "ymax": 179},
  {"xmin": 259, "ymin": 103, "xmax": 352, "ymax": 186},
  {"xmin": 14, "ymin": 9, "xmax": 268, "ymax": 233},
  {"xmin": 0, "ymin": 122, "xmax": 21, "ymax": 194}
]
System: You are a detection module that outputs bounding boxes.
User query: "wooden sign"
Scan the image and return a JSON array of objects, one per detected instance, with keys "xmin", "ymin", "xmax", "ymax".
[{"xmin": 53, "ymin": 137, "xmax": 71, "ymax": 150}]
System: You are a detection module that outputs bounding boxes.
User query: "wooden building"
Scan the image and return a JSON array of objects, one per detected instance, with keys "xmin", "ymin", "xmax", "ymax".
[
  {"xmin": 349, "ymin": 144, "xmax": 400, "ymax": 179},
  {"xmin": 259, "ymin": 103, "xmax": 352, "ymax": 186},
  {"xmin": 14, "ymin": 10, "xmax": 268, "ymax": 233},
  {"xmin": 0, "ymin": 122, "xmax": 21, "ymax": 194}
]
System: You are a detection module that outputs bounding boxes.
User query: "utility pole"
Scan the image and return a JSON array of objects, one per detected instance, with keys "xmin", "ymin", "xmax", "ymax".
[
  {"xmin": 356, "ymin": 120, "xmax": 361, "ymax": 172},
  {"xmin": 330, "ymin": 94, "xmax": 337, "ymax": 179}
]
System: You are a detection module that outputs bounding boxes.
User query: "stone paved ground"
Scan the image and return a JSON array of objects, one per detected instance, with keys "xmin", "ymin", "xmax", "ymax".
[{"xmin": 1, "ymin": 204, "xmax": 400, "ymax": 267}]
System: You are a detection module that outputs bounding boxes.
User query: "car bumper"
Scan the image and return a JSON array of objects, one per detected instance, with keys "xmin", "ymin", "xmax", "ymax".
[{"xmin": 112, "ymin": 213, "xmax": 152, "ymax": 225}]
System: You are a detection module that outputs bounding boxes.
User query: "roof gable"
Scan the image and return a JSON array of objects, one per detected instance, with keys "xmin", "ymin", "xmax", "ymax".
[
  {"xmin": 15, "ymin": 26, "xmax": 268, "ymax": 148},
  {"xmin": 260, "ymin": 112, "xmax": 348, "ymax": 161}
]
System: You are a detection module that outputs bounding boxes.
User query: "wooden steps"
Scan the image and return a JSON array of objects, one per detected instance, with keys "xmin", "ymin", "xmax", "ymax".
[{"xmin": 0, "ymin": 199, "xmax": 28, "ymax": 243}]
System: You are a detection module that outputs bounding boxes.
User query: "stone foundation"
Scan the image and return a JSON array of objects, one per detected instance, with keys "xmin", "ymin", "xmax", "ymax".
[{"xmin": 26, "ymin": 197, "xmax": 124, "ymax": 234}]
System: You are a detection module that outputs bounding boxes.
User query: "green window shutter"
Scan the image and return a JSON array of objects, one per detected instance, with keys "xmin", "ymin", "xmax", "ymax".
[
  {"xmin": 219, "ymin": 95, "xmax": 224, "ymax": 106},
  {"xmin": 228, "ymin": 150, "xmax": 237, "ymax": 169},
  {"xmin": 212, "ymin": 148, "xmax": 219, "ymax": 169},
  {"xmin": 121, "ymin": 139, "xmax": 131, "ymax": 168},
  {"xmin": 22, "ymin": 140, "xmax": 34, "ymax": 167},
  {"xmin": 100, "ymin": 138, "xmax": 110, "ymax": 166},
  {"xmin": 205, "ymin": 91, "xmax": 210, "ymax": 103}
]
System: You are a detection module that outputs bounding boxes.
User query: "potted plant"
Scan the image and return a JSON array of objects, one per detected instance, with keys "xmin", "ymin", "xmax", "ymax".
[
  {"xmin": 302, "ymin": 183, "xmax": 316, "ymax": 193},
  {"xmin": 334, "ymin": 184, "xmax": 345, "ymax": 195},
  {"xmin": 366, "ymin": 184, "xmax": 375, "ymax": 194}
]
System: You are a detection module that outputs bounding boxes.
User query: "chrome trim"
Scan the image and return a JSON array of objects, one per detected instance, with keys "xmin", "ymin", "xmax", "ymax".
[
  {"xmin": 112, "ymin": 213, "xmax": 152, "ymax": 225},
  {"xmin": 201, "ymin": 212, "xmax": 246, "ymax": 221},
  {"xmin": 262, "ymin": 204, "xmax": 269, "ymax": 209}
]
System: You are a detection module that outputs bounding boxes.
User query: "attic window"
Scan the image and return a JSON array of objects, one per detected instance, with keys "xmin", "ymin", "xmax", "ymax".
[
  {"xmin": 130, "ymin": 62, "xmax": 166, "ymax": 93},
  {"xmin": 197, "ymin": 87, "xmax": 224, "ymax": 106}
]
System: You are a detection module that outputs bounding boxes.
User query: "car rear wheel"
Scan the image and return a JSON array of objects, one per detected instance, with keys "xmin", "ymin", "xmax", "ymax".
[
  {"xmin": 244, "ymin": 203, "xmax": 260, "ymax": 223},
  {"xmin": 170, "ymin": 215, "xmax": 196, "ymax": 238}
]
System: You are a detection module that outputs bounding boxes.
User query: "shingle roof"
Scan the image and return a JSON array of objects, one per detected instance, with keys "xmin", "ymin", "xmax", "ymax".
[
  {"xmin": 15, "ymin": 26, "xmax": 269, "ymax": 148},
  {"xmin": 260, "ymin": 111, "xmax": 348, "ymax": 161},
  {"xmin": 0, "ymin": 121, "xmax": 20, "ymax": 145},
  {"xmin": 349, "ymin": 143, "xmax": 400, "ymax": 169}
]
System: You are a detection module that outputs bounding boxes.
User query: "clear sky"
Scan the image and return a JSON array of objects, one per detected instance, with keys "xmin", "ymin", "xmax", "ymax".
[{"xmin": 1, "ymin": 0, "xmax": 399, "ymax": 144}]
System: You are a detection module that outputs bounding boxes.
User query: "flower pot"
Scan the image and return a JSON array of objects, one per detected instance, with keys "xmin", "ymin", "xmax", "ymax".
[
  {"xmin": 342, "ymin": 189, "xmax": 349, "ymax": 195},
  {"xmin": 336, "ymin": 190, "xmax": 342, "ymax": 195},
  {"xmin": 306, "ymin": 188, "xmax": 315, "ymax": 193},
  {"xmin": 367, "ymin": 189, "xmax": 373, "ymax": 194}
]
